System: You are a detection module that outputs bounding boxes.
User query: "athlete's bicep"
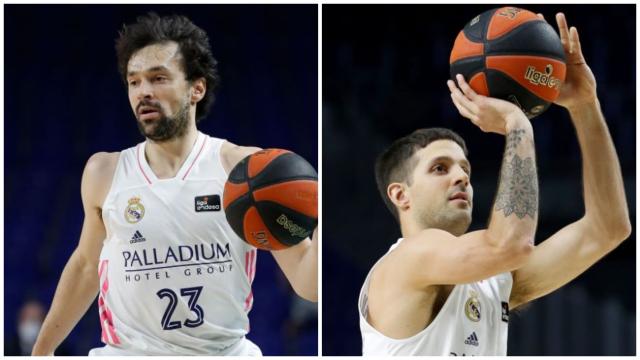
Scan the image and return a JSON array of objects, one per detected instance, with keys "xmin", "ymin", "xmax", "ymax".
[
  {"xmin": 394, "ymin": 229, "xmax": 531, "ymax": 287},
  {"xmin": 221, "ymin": 142, "xmax": 262, "ymax": 173}
]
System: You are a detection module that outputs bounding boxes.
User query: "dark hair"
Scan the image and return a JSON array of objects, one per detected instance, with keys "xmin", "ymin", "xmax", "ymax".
[
  {"xmin": 115, "ymin": 12, "xmax": 220, "ymax": 122},
  {"xmin": 374, "ymin": 128, "xmax": 468, "ymax": 221}
]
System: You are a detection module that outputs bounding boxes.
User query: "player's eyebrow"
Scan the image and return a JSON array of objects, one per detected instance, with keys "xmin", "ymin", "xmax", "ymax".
[{"xmin": 127, "ymin": 65, "xmax": 170, "ymax": 78}]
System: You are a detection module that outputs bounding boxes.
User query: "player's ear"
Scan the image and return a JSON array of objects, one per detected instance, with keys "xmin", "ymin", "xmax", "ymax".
[
  {"xmin": 388, "ymin": 182, "xmax": 410, "ymax": 212},
  {"xmin": 190, "ymin": 77, "xmax": 206, "ymax": 104}
]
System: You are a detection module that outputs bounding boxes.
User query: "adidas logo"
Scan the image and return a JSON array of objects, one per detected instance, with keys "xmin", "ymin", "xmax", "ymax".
[
  {"xmin": 464, "ymin": 332, "xmax": 479, "ymax": 346},
  {"xmin": 130, "ymin": 230, "xmax": 146, "ymax": 244}
]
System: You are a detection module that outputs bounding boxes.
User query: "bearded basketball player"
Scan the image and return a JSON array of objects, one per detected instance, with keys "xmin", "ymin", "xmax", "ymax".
[
  {"xmin": 32, "ymin": 13, "xmax": 317, "ymax": 356},
  {"xmin": 358, "ymin": 13, "xmax": 630, "ymax": 356}
]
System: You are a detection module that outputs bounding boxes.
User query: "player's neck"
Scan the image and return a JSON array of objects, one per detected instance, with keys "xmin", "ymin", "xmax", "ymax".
[
  {"xmin": 400, "ymin": 216, "xmax": 464, "ymax": 238},
  {"xmin": 144, "ymin": 123, "xmax": 199, "ymax": 179},
  {"xmin": 399, "ymin": 217, "xmax": 423, "ymax": 238}
]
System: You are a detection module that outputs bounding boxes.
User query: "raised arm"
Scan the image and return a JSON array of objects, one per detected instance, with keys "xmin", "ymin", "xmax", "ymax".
[
  {"xmin": 386, "ymin": 76, "xmax": 539, "ymax": 287},
  {"xmin": 509, "ymin": 13, "xmax": 631, "ymax": 309}
]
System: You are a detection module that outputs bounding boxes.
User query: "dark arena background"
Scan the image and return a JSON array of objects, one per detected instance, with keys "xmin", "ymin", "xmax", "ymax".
[
  {"xmin": 323, "ymin": 4, "xmax": 635, "ymax": 356},
  {"xmin": 5, "ymin": 5, "xmax": 317, "ymax": 355}
]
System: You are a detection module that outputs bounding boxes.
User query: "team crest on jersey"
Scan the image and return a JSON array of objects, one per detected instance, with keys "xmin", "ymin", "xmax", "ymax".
[
  {"xmin": 465, "ymin": 291, "xmax": 481, "ymax": 322},
  {"xmin": 124, "ymin": 196, "xmax": 145, "ymax": 223}
]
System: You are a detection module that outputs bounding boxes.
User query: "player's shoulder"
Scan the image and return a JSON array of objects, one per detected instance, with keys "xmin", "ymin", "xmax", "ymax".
[
  {"xmin": 220, "ymin": 141, "xmax": 262, "ymax": 173},
  {"xmin": 371, "ymin": 235, "xmax": 443, "ymax": 294},
  {"xmin": 395, "ymin": 229, "xmax": 453, "ymax": 254},
  {"xmin": 80, "ymin": 152, "xmax": 120, "ymax": 206},
  {"xmin": 377, "ymin": 229, "xmax": 453, "ymax": 276},
  {"xmin": 85, "ymin": 151, "xmax": 120, "ymax": 176},
  {"xmin": 82, "ymin": 152, "xmax": 120, "ymax": 191}
]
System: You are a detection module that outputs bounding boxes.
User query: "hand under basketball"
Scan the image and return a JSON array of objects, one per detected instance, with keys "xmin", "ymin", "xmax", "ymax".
[
  {"xmin": 542, "ymin": 12, "xmax": 597, "ymax": 110},
  {"xmin": 447, "ymin": 74, "xmax": 527, "ymax": 135}
]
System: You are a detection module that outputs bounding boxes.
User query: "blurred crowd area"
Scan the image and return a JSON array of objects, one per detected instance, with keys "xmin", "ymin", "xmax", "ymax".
[
  {"xmin": 5, "ymin": 5, "xmax": 318, "ymax": 355},
  {"xmin": 322, "ymin": 4, "xmax": 635, "ymax": 355}
]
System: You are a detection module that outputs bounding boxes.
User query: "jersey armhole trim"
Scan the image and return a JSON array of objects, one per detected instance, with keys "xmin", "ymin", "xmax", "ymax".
[
  {"xmin": 362, "ymin": 283, "xmax": 461, "ymax": 345},
  {"xmin": 182, "ymin": 135, "xmax": 209, "ymax": 180},
  {"xmin": 359, "ymin": 243, "xmax": 462, "ymax": 345},
  {"xmin": 215, "ymin": 139, "xmax": 230, "ymax": 177},
  {"xmin": 100, "ymin": 152, "xmax": 123, "ymax": 211},
  {"xmin": 136, "ymin": 144, "xmax": 153, "ymax": 185}
]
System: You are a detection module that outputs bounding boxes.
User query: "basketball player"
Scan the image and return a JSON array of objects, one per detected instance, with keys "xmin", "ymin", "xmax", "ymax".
[
  {"xmin": 31, "ymin": 13, "xmax": 317, "ymax": 356},
  {"xmin": 359, "ymin": 12, "xmax": 630, "ymax": 355}
]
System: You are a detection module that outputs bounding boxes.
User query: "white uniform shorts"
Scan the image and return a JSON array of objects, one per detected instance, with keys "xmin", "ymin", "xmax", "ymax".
[{"xmin": 88, "ymin": 336, "xmax": 262, "ymax": 356}]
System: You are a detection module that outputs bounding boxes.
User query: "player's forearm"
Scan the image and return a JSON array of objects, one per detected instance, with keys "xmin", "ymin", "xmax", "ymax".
[
  {"xmin": 32, "ymin": 250, "xmax": 99, "ymax": 355},
  {"xmin": 569, "ymin": 100, "xmax": 631, "ymax": 241},
  {"xmin": 291, "ymin": 232, "xmax": 318, "ymax": 302},
  {"xmin": 487, "ymin": 114, "xmax": 538, "ymax": 251}
]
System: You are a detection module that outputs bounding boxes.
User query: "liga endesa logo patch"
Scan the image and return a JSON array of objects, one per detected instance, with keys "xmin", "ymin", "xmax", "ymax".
[{"xmin": 195, "ymin": 195, "xmax": 221, "ymax": 212}]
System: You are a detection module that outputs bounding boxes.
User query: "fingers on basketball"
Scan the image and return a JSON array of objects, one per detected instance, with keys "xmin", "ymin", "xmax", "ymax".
[{"xmin": 556, "ymin": 13, "xmax": 571, "ymax": 52}]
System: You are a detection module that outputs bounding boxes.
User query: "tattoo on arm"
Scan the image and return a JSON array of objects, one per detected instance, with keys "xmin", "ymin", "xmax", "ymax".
[
  {"xmin": 504, "ymin": 129, "xmax": 526, "ymax": 157},
  {"xmin": 494, "ymin": 129, "xmax": 538, "ymax": 219}
]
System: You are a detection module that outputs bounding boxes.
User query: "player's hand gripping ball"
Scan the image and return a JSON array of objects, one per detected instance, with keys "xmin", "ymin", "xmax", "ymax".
[
  {"xmin": 450, "ymin": 6, "xmax": 566, "ymax": 118},
  {"xmin": 223, "ymin": 149, "xmax": 318, "ymax": 250}
]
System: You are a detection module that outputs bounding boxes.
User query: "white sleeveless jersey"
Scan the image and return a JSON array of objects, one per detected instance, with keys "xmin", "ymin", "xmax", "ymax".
[
  {"xmin": 359, "ymin": 238, "xmax": 513, "ymax": 356},
  {"xmin": 89, "ymin": 132, "xmax": 261, "ymax": 356}
]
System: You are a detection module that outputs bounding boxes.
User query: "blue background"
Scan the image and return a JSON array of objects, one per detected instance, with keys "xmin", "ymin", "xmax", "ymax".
[{"xmin": 5, "ymin": 4, "xmax": 317, "ymax": 355}]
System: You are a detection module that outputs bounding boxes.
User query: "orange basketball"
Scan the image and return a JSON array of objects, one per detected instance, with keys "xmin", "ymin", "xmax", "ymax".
[
  {"xmin": 223, "ymin": 149, "xmax": 318, "ymax": 250},
  {"xmin": 450, "ymin": 7, "xmax": 566, "ymax": 118}
]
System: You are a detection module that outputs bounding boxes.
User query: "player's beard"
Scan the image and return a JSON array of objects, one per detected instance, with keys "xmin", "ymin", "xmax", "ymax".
[
  {"xmin": 136, "ymin": 96, "xmax": 190, "ymax": 142},
  {"xmin": 414, "ymin": 199, "xmax": 472, "ymax": 236}
]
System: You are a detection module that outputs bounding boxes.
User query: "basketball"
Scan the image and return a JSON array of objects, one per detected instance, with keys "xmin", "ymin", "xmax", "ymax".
[
  {"xmin": 223, "ymin": 149, "xmax": 318, "ymax": 250},
  {"xmin": 449, "ymin": 7, "xmax": 566, "ymax": 118}
]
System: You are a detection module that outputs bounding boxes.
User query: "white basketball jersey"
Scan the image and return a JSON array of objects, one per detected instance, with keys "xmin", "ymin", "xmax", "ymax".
[
  {"xmin": 358, "ymin": 238, "xmax": 513, "ymax": 356},
  {"xmin": 89, "ymin": 132, "xmax": 261, "ymax": 356}
]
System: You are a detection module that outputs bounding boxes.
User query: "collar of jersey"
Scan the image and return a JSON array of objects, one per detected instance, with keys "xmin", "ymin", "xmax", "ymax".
[{"xmin": 137, "ymin": 131, "xmax": 207, "ymax": 184}]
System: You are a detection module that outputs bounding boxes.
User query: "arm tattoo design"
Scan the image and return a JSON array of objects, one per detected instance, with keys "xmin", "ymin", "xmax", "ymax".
[
  {"xmin": 494, "ymin": 129, "xmax": 538, "ymax": 219},
  {"xmin": 503, "ymin": 128, "xmax": 526, "ymax": 158}
]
